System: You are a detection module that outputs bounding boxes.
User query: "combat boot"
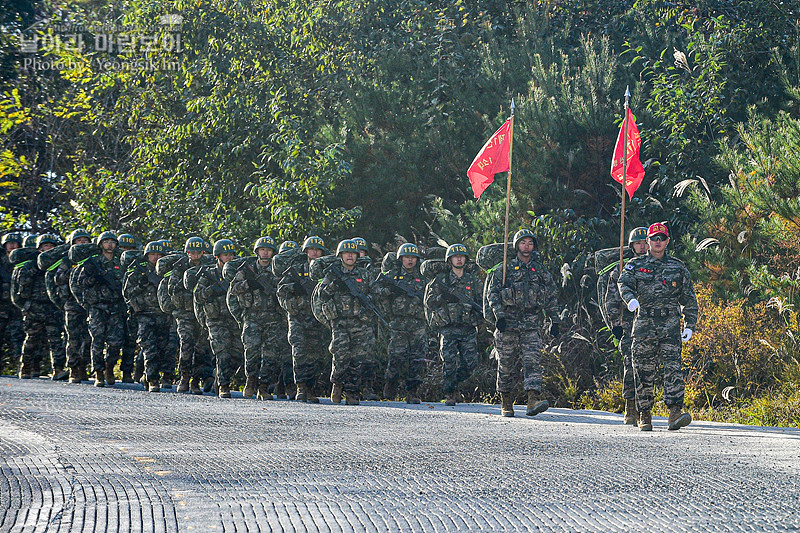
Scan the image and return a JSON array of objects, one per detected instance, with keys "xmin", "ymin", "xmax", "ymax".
[
  {"xmin": 160, "ymin": 373, "xmax": 173, "ymax": 390},
  {"xmin": 639, "ymin": 410, "xmax": 653, "ymax": 431},
  {"xmin": 121, "ymin": 371, "xmax": 134, "ymax": 384},
  {"xmin": 383, "ymin": 381, "xmax": 397, "ymax": 401},
  {"xmin": 275, "ymin": 380, "xmax": 287, "ymax": 399},
  {"xmin": 203, "ymin": 376, "xmax": 215, "ymax": 393},
  {"xmin": 133, "ymin": 361, "xmax": 143, "ymax": 384},
  {"xmin": 624, "ymin": 399, "xmax": 638, "ymax": 425},
  {"xmin": 444, "ymin": 392, "xmax": 458, "ymax": 407},
  {"xmin": 243, "ymin": 376, "xmax": 257, "ymax": 399},
  {"xmin": 295, "ymin": 383, "xmax": 308, "ymax": 402},
  {"xmin": 501, "ymin": 393, "xmax": 515, "ymax": 417},
  {"xmin": 306, "ymin": 390, "xmax": 320, "ymax": 404},
  {"xmin": 148, "ymin": 380, "xmax": 161, "ymax": 393},
  {"xmin": 344, "ymin": 391, "xmax": 360, "ymax": 405},
  {"xmin": 668, "ymin": 405, "xmax": 692, "ymax": 430},
  {"xmin": 94, "ymin": 369, "xmax": 105, "ymax": 387},
  {"xmin": 526, "ymin": 391, "xmax": 549, "ymax": 416},
  {"xmin": 257, "ymin": 383, "xmax": 273, "ymax": 400},
  {"xmin": 18, "ymin": 361, "xmax": 32, "ymax": 379},
  {"xmin": 218, "ymin": 384, "xmax": 231, "ymax": 399},
  {"xmin": 361, "ymin": 383, "xmax": 379, "ymax": 401},
  {"xmin": 104, "ymin": 364, "xmax": 115, "ymax": 386},
  {"xmin": 406, "ymin": 387, "xmax": 421, "ymax": 405},
  {"xmin": 51, "ymin": 366, "xmax": 69, "ymax": 381},
  {"xmin": 68, "ymin": 366, "xmax": 85, "ymax": 384},
  {"xmin": 331, "ymin": 383, "xmax": 343, "ymax": 404},
  {"xmin": 190, "ymin": 377, "xmax": 203, "ymax": 395}
]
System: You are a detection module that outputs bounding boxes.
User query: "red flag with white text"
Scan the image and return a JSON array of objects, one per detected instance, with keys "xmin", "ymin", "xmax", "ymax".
[
  {"xmin": 467, "ymin": 119, "xmax": 511, "ymax": 199},
  {"xmin": 610, "ymin": 108, "xmax": 645, "ymax": 199}
]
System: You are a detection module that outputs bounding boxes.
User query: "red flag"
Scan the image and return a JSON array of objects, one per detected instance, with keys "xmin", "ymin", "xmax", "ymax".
[
  {"xmin": 610, "ymin": 108, "xmax": 645, "ymax": 199},
  {"xmin": 467, "ymin": 119, "xmax": 511, "ymax": 199}
]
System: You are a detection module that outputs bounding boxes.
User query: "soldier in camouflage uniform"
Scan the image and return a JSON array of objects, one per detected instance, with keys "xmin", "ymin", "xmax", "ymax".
[
  {"xmin": 316, "ymin": 240, "xmax": 378, "ymax": 405},
  {"xmin": 71, "ymin": 231, "xmax": 126, "ymax": 387},
  {"xmin": 351, "ymin": 236, "xmax": 380, "ymax": 400},
  {"xmin": 617, "ymin": 223, "xmax": 698, "ymax": 431},
  {"xmin": 194, "ymin": 239, "xmax": 244, "ymax": 398},
  {"xmin": 13, "ymin": 234, "xmax": 67, "ymax": 379},
  {"xmin": 229, "ymin": 236, "xmax": 283, "ymax": 400},
  {"xmin": 124, "ymin": 241, "xmax": 175, "ymax": 392},
  {"xmin": 373, "ymin": 243, "xmax": 427, "ymax": 403},
  {"xmin": 117, "ymin": 234, "xmax": 140, "ymax": 383},
  {"xmin": 0, "ymin": 233, "xmax": 24, "ymax": 374},
  {"xmin": 423, "ymin": 244, "xmax": 482, "ymax": 406},
  {"xmin": 171, "ymin": 237, "xmax": 214, "ymax": 394},
  {"xmin": 604, "ymin": 227, "xmax": 649, "ymax": 424},
  {"xmin": 274, "ymin": 241, "xmax": 299, "ymax": 398},
  {"xmin": 485, "ymin": 230, "xmax": 561, "ymax": 417},
  {"xmin": 56, "ymin": 229, "xmax": 93, "ymax": 383},
  {"xmin": 277, "ymin": 236, "xmax": 327, "ymax": 403}
]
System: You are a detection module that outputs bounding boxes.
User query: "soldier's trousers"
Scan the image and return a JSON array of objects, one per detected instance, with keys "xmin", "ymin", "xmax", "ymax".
[
  {"xmin": 242, "ymin": 319, "xmax": 283, "ymax": 383},
  {"xmin": 0, "ymin": 305, "xmax": 24, "ymax": 371},
  {"xmin": 21, "ymin": 313, "xmax": 65, "ymax": 373},
  {"xmin": 494, "ymin": 327, "xmax": 543, "ymax": 393},
  {"xmin": 65, "ymin": 306, "xmax": 90, "ymax": 370},
  {"xmin": 137, "ymin": 313, "xmax": 174, "ymax": 382},
  {"xmin": 631, "ymin": 316, "xmax": 684, "ymax": 411},
  {"xmin": 329, "ymin": 317, "xmax": 375, "ymax": 393},
  {"xmin": 620, "ymin": 331, "xmax": 635, "ymax": 400},
  {"xmin": 277, "ymin": 322, "xmax": 293, "ymax": 387},
  {"xmin": 207, "ymin": 318, "xmax": 244, "ymax": 387},
  {"xmin": 287, "ymin": 313, "xmax": 327, "ymax": 388},
  {"xmin": 123, "ymin": 313, "xmax": 137, "ymax": 375},
  {"xmin": 87, "ymin": 306, "xmax": 125, "ymax": 373},
  {"xmin": 439, "ymin": 325, "xmax": 478, "ymax": 394},
  {"xmin": 174, "ymin": 311, "xmax": 214, "ymax": 380},
  {"xmin": 385, "ymin": 321, "xmax": 427, "ymax": 391}
]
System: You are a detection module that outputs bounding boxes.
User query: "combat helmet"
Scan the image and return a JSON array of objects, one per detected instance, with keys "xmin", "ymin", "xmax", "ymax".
[
  {"xmin": 279, "ymin": 240, "xmax": 298, "ymax": 254},
  {"xmin": 512, "ymin": 229, "xmax": 537, "ymax": 250},
  {"xmin": 184, "ymin": 236, "xmax": 205, "ymax": 253},
  {"xmin": 213, "ymin": 239, "xmax": 236, "ymax": 257},
  {"xmin": 68, "ymin": 229, "xmax": 91, "ymax": 245},
  {"xmin": 397, "ymin": 243, "xmax": 421, "ymax": 258},
  {"xmin": 117, "ymin": 234, "xmax": 137, "ymax": 249},
  {"xmin": 336, "ymin": 239, "xmax": 359, "ymax": 256},
  {"xmin": 352, "ymin": 237, "xmax": 368, "ymax": 253},
  {"xmin": 628, "ymin": 227, "xmax": 648, "ymax": 244},
  {"xmin": 97, "ymin": 231, "xmax": 118, "ymax": 245},
  {"xmin": 445, "ymin": 243, "xmax": 469, "ymax": 261},
  {"xmin": 302, "ymin": 236, "xmax": 325, "ymax": 252},
  {"xmin": 254, "ymin": 236, "xmax": 278, "ymax": 253},
  {"xmin": 1, "ymin": 233, "xmax": 23, "ymax": 247},
  {"xmin": 36, "ymin": 234, "xmax": 60, "ymax": 249},
  {"xmin": 23, "ymin": 235, "xmax": 38, "ymax": 248},
  {"xmin": 144, "ymin": 241, "xmax": 166, "ymax": 256}
]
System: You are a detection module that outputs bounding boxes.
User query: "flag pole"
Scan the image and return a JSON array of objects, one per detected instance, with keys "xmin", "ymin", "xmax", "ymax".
[
  {"xmin": 502, "ymin": 98, "xmax": 515, "ymax": 285},
  {"xmin": 618, "ymin": 86, "xmax": 630, "ymax": 278}
]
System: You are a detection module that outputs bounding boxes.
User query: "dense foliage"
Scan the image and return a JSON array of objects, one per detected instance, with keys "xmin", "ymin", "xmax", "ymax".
[{"xmin": 3, "ymin": 0, "xmax": 800, "ymax": 425}]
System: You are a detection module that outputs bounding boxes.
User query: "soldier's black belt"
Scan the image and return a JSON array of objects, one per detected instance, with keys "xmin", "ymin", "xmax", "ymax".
[{"xmin": 642, "ymin": 308, "xmax": 675, "ymax": 317}]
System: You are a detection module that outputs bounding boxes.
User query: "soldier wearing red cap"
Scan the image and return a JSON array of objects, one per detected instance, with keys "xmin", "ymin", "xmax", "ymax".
[{"xmin": 617, "ymin": 222, "xmax": 698, "ymax": 431}]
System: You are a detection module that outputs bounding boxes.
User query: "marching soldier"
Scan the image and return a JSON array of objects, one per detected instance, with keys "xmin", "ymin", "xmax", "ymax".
[
  {"xmin": 56, "ymin": 229, "xmax": 93, "ymax": 383},
  {"xmin": 194, "ymin": 239, "xmax": 244, "ymax": 398},
  {"xmin": 316, "ymin": 239, "xmax": 378, "ymax": 405},
  {"xmin": 117, "ymin": 233, "xmax": 140, "ymax": 383},
  {"xmin": 1, "ymin": 233, "xmax": 24, "ymax": 373},
  {"xmin": 373, "ymin": 243, "xmax": 427, "ymax": 403},
  {"xmin": 13, "ymin": 234, "xmax": 67, "ymax": 379},
  {"xmin": 351, "ymin": 236, "xmax": 379, "ymax": 400},
  {"xmin": 605, "ymin": 227, "xmax": 649, "ymax": 424},
  {"xmin": 276, "ymin": 236, "xmax": 327, "ymax": 403},
  {"xmin": 228, "ymin": 236, "xmax": 283, "ymax": 400},
  {"xmin": 617, "ymin": 223, "xmax": 698, "ymax": 431},
  {"xmin": 124, "ymin": 241, "xmax": 175, "ymax": 391},
  {"xmin": 423, "ymin": 244, "xmax": 482, "ymax": 406},
  {"xmin": 485, "ymin": 229, "xmax": 560, "ymax": 417}
]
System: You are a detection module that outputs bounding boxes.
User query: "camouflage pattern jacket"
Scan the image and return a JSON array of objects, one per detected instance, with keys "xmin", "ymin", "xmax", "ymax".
[
  {"xmin": 373, "ymin": 265, "xmax": 426, "ymax": 328},
  {"xmin": 276, "ymin": 260, "xmax": 315, "ymax": 317},
  {"xmin": 485, "ymin": 256, "xmax": 560, "ymax": 329},
  {"xmin": 194, "ymin": 265, "xmax": 235, "ymax": 323},
  {"xmin": 605, "ymin": 263, "xmax": 632, "ymax": 330},
  {"xmin": 168, "ymin": 256, "xmax": 198, "ymax": 314},
  {"xmin": 12, "ymin": 255, "xmax": 57, "ymax": 318},
  {"xmin": 316, "ymin": 262, "xmax": 375, "ymax": 322},
  {"xmin": 123, "ymin": 259, "xmax": 165, "ymax": 316},
  {"xmin": 424, "ymin": 268, "xmax": 482, "ymax": 329},
  {"xmin": 71, "ymin": 254, "xmax": 124, "ymax": 311},
  {"xmin": 52, "ymin": 258, "xmax": 83, "ymax": 313},
  {"xmin": 617, "ymin": 252, "xmax": 698, "ymax": 329},
  {"xmin": 0, "ymin": 253, "xmax": 12, "ymax": 309},
  {"xmin": 228, "ymin": 260, "xmax": 282, "ymax": 323}
]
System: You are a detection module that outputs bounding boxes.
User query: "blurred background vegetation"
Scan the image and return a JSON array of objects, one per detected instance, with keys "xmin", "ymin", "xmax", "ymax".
[{"xmin": 2, "ymin": 0, "xmax": 800, "ymax": 426}]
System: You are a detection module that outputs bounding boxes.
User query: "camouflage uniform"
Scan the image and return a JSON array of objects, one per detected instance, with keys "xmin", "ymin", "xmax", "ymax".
[
  {"xmin": 277, "ymin": 260, "xmax": 326, "ymax": 391},
  {"xmin": 618, "ymin": 253, "xmax": 699, "ymax": 412},
  {"xmin": 485, "ymin": 255, "xmax": 560, "ymax": 393},
  {"xmin": 317, "ymin": 261, "xmax": 377, "ymax": 393},
  {"xmin": 228, "ymin": 260, "xmax": 284, "ymax": 386},
  {"xmin": 13, "ymin": 256, "xmax": 66, "ymax": 375},
  {"xmin": 424, "ymin": 268, "xmax": 482, "ymax": 395},
  {"xmin": 124, "ymin": 259, "xmax": 176, "ymax": 382},
  {"xmin": 605, "ymin": 264, "xmax": 636, "ymax": 400},
  {"xmin": 0, "ymin": 253, "xmax": 24, "ymax": 371},
  {"xmin": 169, "ymin": 257, "xmax": 214, "ymax": 382},
  {"xmin": 72, "ymin": 254, "xmax": 126, "ymax": 374},
  {"xmin": 53, "ymin": 257, "xmax": 91, "ymax": 372},
  {"xmin": 195, "ymin": 265, "xmax": 244, "ymax": 388},
  {"xmin": 373, "ymin": 265, "xmax": 427, "ymax": 393}
]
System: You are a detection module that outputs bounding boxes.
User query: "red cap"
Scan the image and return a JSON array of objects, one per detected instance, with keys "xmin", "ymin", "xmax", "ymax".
[{"xmin": 647, "ymin": 223, "xmax": 669, "ymax": 238}]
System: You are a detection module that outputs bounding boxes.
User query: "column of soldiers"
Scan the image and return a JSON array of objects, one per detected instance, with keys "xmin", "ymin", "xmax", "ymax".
[{"xmin": 0, "ymin": 224, "xmax": 698, "ymax": 430}]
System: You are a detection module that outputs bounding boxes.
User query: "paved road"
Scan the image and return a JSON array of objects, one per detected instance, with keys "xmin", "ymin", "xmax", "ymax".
[{"xmin": 1, "ymin": 376, "xmax": 799, "ymax": 532}]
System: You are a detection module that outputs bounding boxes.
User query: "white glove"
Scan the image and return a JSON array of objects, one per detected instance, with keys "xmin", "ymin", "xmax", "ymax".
[
  {"xmin": 681, "ymin": 328, "xmax": 693, "ymax": 343},
  {"xmin": 627, "ymin": 299, "xmax": 640, "ymax": 312}
]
